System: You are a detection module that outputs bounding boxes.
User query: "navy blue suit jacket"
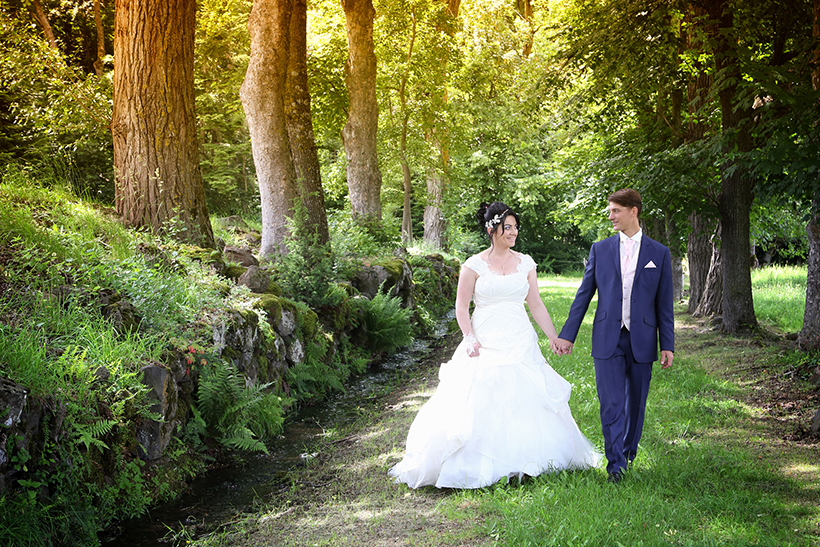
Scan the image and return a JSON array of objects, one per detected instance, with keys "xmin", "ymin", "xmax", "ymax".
[{"xmin": 559, "ymin": 234, "xmax": 675, "ymax": 363}]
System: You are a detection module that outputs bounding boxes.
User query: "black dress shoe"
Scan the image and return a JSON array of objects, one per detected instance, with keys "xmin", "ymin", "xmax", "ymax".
[{"xmin": 607, "ymin": 471, "xmax": 624, "ymax": 484}]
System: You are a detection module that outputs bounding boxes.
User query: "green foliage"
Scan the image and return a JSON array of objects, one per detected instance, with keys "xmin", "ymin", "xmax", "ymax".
[
  {"xmin": 751, "ymin": 265, "xmax": 807, "ymax": 334},
  {"xmin": 195, "ymin": 0, "xmax": 257, "ymax": 215},
  {"xmin": 0, "ymin": 12, "xmax": 114, "ymax": 200},
  {"xmin": 328, "ymin": 208, "xmax": 402, "ymax": 259},
  {"xmin": 277, "ymin": 201, "xmax": 343, "ymax": 309},
  {"xmin": 194, "ymin": 358, "xmax": 287, "ymax": 453},
  {"xmin": 286, "ymin": 329, "xmax": 346, "ymax": 402},
  {"xmin": 353, "ymin": 288, "xmax": 413, "ymax": 354}
]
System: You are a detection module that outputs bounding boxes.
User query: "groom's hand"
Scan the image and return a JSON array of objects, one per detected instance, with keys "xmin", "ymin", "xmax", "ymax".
[
  {"xmin": 553, "ymin": 338, "xmax": 573, "ymax": 356},
  {"xmin": 660, "ymin": 350, "xmax": 674, "ymax": 369}
]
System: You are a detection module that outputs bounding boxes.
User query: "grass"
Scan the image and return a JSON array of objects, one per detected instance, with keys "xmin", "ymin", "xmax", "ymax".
[
  {"xmin": 194, "ymin": 271, "xmax": 820, "ymax": 547},
  {"xmin": 751, "ymin": 265, "xmax": 807, "ymax": 334}
]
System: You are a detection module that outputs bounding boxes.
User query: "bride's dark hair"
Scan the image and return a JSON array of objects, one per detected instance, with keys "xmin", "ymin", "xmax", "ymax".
[{"xmin": 476, "ymin": 201, "xmax": 520, "ymax": 239}]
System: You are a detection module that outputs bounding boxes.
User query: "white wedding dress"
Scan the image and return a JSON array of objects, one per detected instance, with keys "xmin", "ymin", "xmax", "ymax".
[{"xmin": 389, "ymin": 253, "xmax": 601, "ymax": 489}]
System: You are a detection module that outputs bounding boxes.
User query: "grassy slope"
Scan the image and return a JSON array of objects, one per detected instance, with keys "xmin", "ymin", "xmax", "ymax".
[{"xmin": 195, "ymin": 269, "xmax": 820, "ymax": 547}]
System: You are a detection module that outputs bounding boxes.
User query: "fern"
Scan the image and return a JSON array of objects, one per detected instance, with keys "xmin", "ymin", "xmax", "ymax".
[
  {"xmin": 193, "ymin": 359, "xmax": 287, "ymax": 453},
  {"xmin": 357, "ymin": 289, "xmax": 413, "ymax": 353},
  {"xmin": 72, "ymin": 419, "xmax": 117, "ymax": 452}
]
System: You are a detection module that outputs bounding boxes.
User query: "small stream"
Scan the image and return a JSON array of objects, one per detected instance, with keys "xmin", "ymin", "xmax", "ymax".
[{"xmin": 100, "ymin": 315, "xmax": 452, "ymax": 546}]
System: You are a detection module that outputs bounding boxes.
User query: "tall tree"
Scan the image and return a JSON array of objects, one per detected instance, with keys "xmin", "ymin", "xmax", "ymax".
[
  {"xmin": 422, "ymin": 0, "xmax": 458, "ymax": 249},
  {"xmin": 240, "ymin": 0, "xmax": 299, "ymax": 257},
  {"xmin": 286, "ymin": 0, "xmax": 330, "ymax": 245},
  {"xmin": 683, "ymin": 2, "xmax": 720, "ymax": 316},
  {"xmin": 798, "ymin": 0, "xmax": 820, "ymax": 351},
  {"xmin": 111, "ymin": 0, "xmax": 214, "ymax": 248},
  {"xmin": 93, "ymin": 0, "xmax": 105, "ymax": 76},
  {"xmin": 704, "ymin": 0, "xmax": 758, "ymax": 333},
  {"xmin": 341, "ymin": 0, "xmax": 382, "ymax": 219},
  {"xmin": 397, "ymin": 7, "xmax": 417, "ymax": 245},
  {"xmin": 29, "ymin": 0, "xmax": 57, "ymax": 49}
]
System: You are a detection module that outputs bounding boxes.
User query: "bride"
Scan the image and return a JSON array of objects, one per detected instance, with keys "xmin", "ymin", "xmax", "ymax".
[{"xmin": 388, "ymin": 202, "xmax": 601, "ymax": 489}]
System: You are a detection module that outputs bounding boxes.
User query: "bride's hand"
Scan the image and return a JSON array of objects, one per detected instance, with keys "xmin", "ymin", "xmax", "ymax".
[{"xmin": 464, "ymin": 333, "xmax": 481, "ymax": 357}]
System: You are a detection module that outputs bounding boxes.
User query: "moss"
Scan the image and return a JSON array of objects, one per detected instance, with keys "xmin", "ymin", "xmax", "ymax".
[
  {"xmin": 257, "ymin": 354, "xmax": 269, "ymax": 384},
  {"xmin": 378, "ymin": 258, "xmax": 405, "ymax": 281},
  {"xmin": 254, "ymin": 294, "xmax": 283, "ymax": 322},
  {"xmin": 224, "ymin": 264, "xmax": 247, "ymax": 279},
  {"xmin": 221, "ymin": 346, "xmax": 240, "ymax": 363},
  {"xmin": 265, "ymin": 281, "xmax": 283, "ymax": 296},
  {"xmin": 253, "ymin": 294, "xmax": 300, "ymax": 328},
  {"xmin": 298, "ymin": 307, "xmax": 319, "ymax": 339}
]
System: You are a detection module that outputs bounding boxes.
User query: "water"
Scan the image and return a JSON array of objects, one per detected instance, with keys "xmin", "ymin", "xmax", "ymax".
[{"xmin": 100, "ymin": 317, "xmax": 451, "ymax": 546}]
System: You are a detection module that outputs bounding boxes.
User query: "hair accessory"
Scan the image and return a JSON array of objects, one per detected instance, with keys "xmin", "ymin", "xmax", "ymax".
[{"xmin": 484, "ymin": 209, "xmax": 510, "ymax": 230}]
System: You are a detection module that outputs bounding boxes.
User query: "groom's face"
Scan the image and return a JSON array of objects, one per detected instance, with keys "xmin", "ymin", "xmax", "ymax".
[{"xmin": 607, "ymin": 201, "xmax": 639, "ymax": 234}]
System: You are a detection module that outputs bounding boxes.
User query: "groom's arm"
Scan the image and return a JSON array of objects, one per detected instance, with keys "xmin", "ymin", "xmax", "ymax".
[
  {"xmin": 558, "ymin": 244, "xmax": 599, "ymax": 345},
  {"xmin": 656, "ymin": 244, "xmax": 675, "ymax": 367}
]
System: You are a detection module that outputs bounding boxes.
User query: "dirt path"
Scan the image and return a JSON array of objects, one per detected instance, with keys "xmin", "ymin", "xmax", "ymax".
[{"xmin": 202, "ymin": 314, "xmax": 820, "ymax": 546}]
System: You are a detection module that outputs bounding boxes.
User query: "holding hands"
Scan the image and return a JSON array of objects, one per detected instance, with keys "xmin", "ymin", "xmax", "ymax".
[{"xmin": 552, "ymin": 337, "xmax": 573, "ymax": 356}]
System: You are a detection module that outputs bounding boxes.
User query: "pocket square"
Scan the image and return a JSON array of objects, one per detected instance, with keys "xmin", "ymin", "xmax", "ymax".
[{"xmin": 645, "ymin": 261, "xmax": 657, "ymax": 268}]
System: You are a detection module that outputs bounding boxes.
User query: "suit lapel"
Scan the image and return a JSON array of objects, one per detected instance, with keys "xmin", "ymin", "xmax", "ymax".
[
  {"xmin": 634, "ymin": 236, "xmax": 652, "ymax": 283},
  {"xmin": 608, "ymin": 235, "xmax": 621, "ymax": 277}
]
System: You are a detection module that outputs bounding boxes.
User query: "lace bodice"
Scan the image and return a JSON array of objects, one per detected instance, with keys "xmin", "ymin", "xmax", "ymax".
[
  {"xmin": 463, "ymin": 253, "xmax": 536, "ymax": 278},
  {"xmin": 463, "ymin": 253, "xmax": 537, "ymax": 308}
]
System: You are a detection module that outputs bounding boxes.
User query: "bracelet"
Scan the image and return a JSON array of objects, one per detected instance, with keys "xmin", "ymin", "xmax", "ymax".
[{"xmin": 464, "ymin": 333, "xmax": 477, "ymax": 345}]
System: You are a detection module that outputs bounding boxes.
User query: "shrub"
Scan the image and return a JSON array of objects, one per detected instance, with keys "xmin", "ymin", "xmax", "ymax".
[
  {"xmin": 193, "ymin": 358, "xmax": 288, "ymax": 453},
  {"xmin": 354, "ymin": 289, "xmax": 413, "ymax": 354}
]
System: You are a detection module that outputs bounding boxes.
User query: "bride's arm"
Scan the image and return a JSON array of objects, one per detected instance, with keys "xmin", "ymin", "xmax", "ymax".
[
  {"xmin": 525, "ymin": 269, "xmax": 559, "ymax": 343},
  {"xmin": 455, "ymin": 266, "xmax": 480, "ymax": 356}
]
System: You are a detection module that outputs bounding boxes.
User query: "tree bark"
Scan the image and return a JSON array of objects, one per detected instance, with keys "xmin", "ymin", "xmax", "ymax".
[
  {"xmin": 285, "ymin": 0, "xmax": 329, "ymax": 246},
  {"xmin": 399, "ymin": 8, "xmax": 417, "ymax": 245},
  {"xmin": 798, "ymin": 0, "xmax": 820, "ymax": 351},
  {"xmin": 515, "ymin": 0, "xmax": 536, "ymax": 59},
  {"xmin": 30, "ymin": 0, "xmax": 58, "ymax": 49},
  {"xmin": 240, "ymin": 0, "xmax": 299, "ymax": 257},
  {"xmin": 687, "ymin": 212, "xmax": 716, "ymax": 313},
  {"xmin": 112, "ymin": 0, "xmax": 214, "ymax": 248},
  {"xmin": 423, "ymin": 168, "xmax": 446, "ymax": 248},
  {"xmin": 341, "ymin": 0, "xmax": 382, "ymax": 219},
  {"xmin": 694, "ymin": 222, "xmax": 723, "ymax": 318},
  {"xmin": 93, "ymin": 0, "xmax": 105, "ymax": 76},
  {"xmin": 706, "ymin": 0, "xmax": 757, "ymax": 333},
  {"xmin": 799, "ymin": 195, "xmax": 820, "ymax": 351}
]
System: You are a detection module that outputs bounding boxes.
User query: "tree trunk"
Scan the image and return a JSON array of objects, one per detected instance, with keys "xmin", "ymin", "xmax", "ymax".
[
  {"xmin": 683, "ymin": 3, "xmax": 717, "ymax": 314},
  {"xmin": 341, "ymin": 0, "xmax": 382, "ymax": 219},
  {"xmin": 399, "ymin": 9, "xmax": 417, "ymax": 245},
  {"xmin": 694, "ymin": 222, "xmax": 723, "ymax": 318},
  {"xmin": 93, "ymin": 0, "xmax": 105, "ymax": 76},
  {"xmin": 240, "ymin": 0, "xmax": 299, "ymax": 257},
  {"xmin": 687, "ymin": 212, "xmax": 716, "ymax": 314},
  {"xmin": 285, "ymin": 0, "xmax": 329, "ymax": 246},
  {"xmin": 422, "ymin": 168, "xmax": 446, "ymax": 249},
  {"xmin": 798, "ymin": 0, "xmax": 820, "ymax": 351},
  {"xmin": 30, "ymin": 0, "xmax": 58, "ymax": 49},
  {"xmin": 799, "ymin": 195, "xmax": 820, "ymax": 351},
  {"xmin": 707, "ymin": 0, "xmax": 757, "ymax": 333},
  {"xmin": 111, "ymin": 0, "xmax": 214, "ymax": 248},
  {"xmin": 515, "ymin": 0, "xmax": 536, "ymax": 59},
  {"xmin": 400, "ymin": 112, "xmax": 413, "ymax": 245}
]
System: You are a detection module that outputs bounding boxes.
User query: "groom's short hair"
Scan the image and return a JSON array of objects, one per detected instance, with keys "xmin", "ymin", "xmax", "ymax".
[{"xmin": 608, "ymin": 188, "xmax": 642, "ymax": 217}]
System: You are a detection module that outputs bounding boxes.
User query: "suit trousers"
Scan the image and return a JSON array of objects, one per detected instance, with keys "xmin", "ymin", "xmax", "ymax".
[{"xmin": 594, "ymin": 326, "xmax": 653, "ymax": 474}]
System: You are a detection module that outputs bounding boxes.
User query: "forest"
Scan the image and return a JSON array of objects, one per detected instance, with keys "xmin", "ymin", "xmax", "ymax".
[{"xmin": 0, "ymin": 0, "xmax": 818, "ymax": 544}]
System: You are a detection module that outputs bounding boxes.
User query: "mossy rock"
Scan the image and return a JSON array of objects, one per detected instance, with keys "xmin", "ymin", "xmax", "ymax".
[
  {"xmin": 253, "ymin": 294, "xmax": 299, "ymax": 333},
  {"xmin": 265, "ymin": 281, "xmax": 283, "ymax": 297},
  {"xmin": 297, "ymin": 306, "xmax": 319, "ymax": 339},
  {"xmin": 224, "ymin": 264, "xmax": 248, "ymax": 280}
]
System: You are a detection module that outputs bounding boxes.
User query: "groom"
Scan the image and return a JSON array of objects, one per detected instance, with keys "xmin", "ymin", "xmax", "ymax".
[{"xmin": 555, "ymin": 188, "xmax": 674, "ymax": 483}]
